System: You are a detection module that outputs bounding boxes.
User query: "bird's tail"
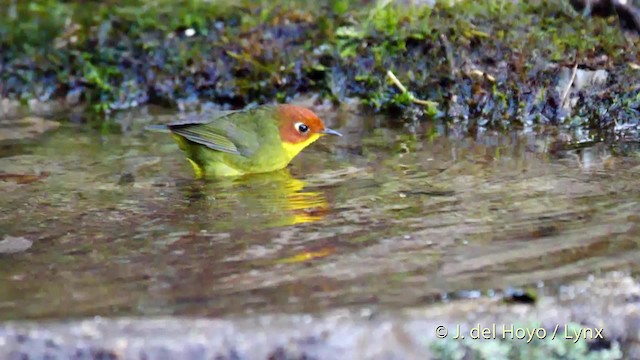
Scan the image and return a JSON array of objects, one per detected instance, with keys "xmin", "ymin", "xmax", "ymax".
[{"xmin": 145, "ymin": 124, "xmax": 171, "ymax": 133}]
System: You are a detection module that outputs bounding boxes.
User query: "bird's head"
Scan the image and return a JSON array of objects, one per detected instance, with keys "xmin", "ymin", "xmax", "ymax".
[{"xmin": 276, "ymin": 105, "xmax": 342, "ymax": 159}]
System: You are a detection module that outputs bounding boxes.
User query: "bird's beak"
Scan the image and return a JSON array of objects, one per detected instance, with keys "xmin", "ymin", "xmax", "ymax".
[{"xmin": 320, "ymin": 128, "xmax": 343, "ymax": 137}]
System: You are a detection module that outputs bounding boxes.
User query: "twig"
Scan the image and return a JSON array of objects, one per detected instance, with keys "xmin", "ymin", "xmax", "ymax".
[
  {"xmin": 386, "ymin": 70, "xmax": 408, "ymax": 93},
  {"xmin": 560, "ymin": 63, "xmax": 578, "ymax": 107},
  {"xmin": 411, "ymin": 98, "xmax": 435, "ymax": 106},
  {"xmin": 468, "ymin": 69, "xmax": 496, "ymax": 83},
  {"xmin": 386, "ymin": 70, "xmax": 437, "ymax": 108}
]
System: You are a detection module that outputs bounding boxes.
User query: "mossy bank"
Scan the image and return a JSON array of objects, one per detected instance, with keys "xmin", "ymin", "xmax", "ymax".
[{"xmin": 1, "ymin": 0, "xmax": 639, "ymax": 141}]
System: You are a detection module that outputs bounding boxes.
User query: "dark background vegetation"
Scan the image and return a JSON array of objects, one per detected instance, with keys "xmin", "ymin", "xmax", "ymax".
[{"xmin": 1, "ymin": 0, "xmax": 639, "ymax": 139}]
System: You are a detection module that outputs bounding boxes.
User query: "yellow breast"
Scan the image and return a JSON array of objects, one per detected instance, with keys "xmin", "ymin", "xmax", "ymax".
[{"xmin": 281, "ymin": 134, "xmax": 321, "ymax": 161}]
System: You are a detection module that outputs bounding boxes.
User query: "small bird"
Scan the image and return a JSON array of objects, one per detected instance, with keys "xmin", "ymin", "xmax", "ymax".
[{"xmin": 147, "ymin": 104, "xmax": 342, "ymax": 178}]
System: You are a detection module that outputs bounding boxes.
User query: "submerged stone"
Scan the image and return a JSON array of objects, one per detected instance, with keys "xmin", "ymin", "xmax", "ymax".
[
  {"xmin": 0, "ymin": 236, "xmax": 33, "ymax": 254},
  {"xmin": 0, "ymin": 117, "xmax": 60, "ymax": 143}
]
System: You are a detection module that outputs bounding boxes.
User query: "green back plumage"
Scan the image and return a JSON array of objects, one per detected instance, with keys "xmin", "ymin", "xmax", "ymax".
[
  {"xmin": 167, "ymin": 107, "xmax": 272, "ymax": 157},
  {"xmin": 161, "ymin": 106, "xmax": 290, "ymax": 177}
]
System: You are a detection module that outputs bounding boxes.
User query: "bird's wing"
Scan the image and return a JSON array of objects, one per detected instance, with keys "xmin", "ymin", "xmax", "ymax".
[
  {"xmin": 169, "ymin": 125, "xmax": 242, "ymax": 155},
  {"xmin": 166, "ymin": 107, "xmax": 270, "ymax": 157},
  {"xmin": 165, "ymin": 110, "xmax": 237, "ymax": 126}
]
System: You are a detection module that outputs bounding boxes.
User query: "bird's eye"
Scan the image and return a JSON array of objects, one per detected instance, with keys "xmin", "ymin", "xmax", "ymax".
[{"xmin": 295, "ymin": 122, "xmax": 309, "ymax": 134}]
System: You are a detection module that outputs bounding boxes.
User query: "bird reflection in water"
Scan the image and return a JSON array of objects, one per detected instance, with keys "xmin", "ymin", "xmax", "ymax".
[{"xmin": 184, "ymin": 168, "xmax": 329, "ymax": 228}]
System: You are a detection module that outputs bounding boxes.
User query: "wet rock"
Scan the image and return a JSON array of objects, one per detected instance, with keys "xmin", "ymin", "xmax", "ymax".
[
  {"xmin": 26, "ymin": 99, "xmax": 67, "ymax": 118},
  {"xmin": 113, "ymin": 106, "xmax": 153, "ymax": 133},
  {"xmin": 0, "ymin": 155, "xmax": 64, "ymax": 177},
  {"xmin": 0, "ymin": 99, "xmax": 71, "ymax": 119},
  {"xmin": 0, "ymin": 236, "xmax": 33, "ymax": 254},
  {"xmin": 65, "ymin": 87, "xmax": 83, "ymax": 106},
  {"xmin": 0, "ymin": 315, "xmax": 436, "ymax": 360},
  {"xmin": 117, "ymin": 172, "xmax": 135, "ymax": 185},
  {"xmin": 123, "ymin": 156, "xmax": 162, "ymax": 175},
  {"xmin": 0, "ymin": 273, "xmax": 637, "ymax": 359},
  {"xmin": 574, "ymin": 68, "xmax": 608, "ymax": 90},
  {"xmin": 0, "ymin": 98, "xmax": 20, "ymax": 118},
  {"xmin": 557, "ymin": 66, "xmax": 609, "ymax": 111},
  {"xmin": 0, "ymin": 116, "xmax": 60, "ymax": 143},
  {"xmin": 502, "ymin": 288, "xmax": 538, "ymax": 305}
]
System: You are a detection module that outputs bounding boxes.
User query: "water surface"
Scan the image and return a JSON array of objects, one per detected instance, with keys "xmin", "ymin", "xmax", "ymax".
[{"xmin": 1, "ymin": 107, "xmax": 639, "ymax": 320}]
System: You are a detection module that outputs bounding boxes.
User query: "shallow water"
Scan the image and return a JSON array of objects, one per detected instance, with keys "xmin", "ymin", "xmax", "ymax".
[{"xmin": 1, "ymin": 106, "xmax": 640, "ymax": 321}]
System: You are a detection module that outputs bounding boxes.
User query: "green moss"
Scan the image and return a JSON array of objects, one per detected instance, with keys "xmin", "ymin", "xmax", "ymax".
[{"xmin": 1, "ymin": 0, "xmax": 639, "ymax": 136}]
